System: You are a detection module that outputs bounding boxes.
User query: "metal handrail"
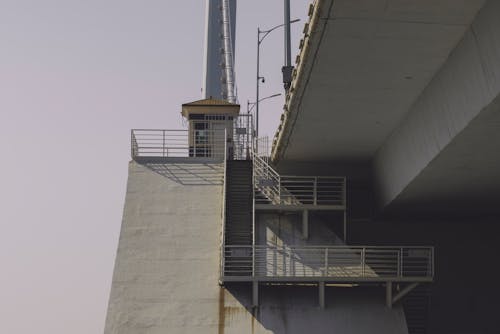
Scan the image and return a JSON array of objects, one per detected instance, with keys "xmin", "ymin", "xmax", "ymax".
[
  {"xmin": 233, "ymin": 114, "xmax": 253, "ymax": 160},
  {"xmin": 252, "ymin": 146, "xmax": 346, "ymax": 207},
  {"xmin": 223, "ymin": 245, "xmax": 434, "ymax": 281},
  {"xmin": 253, "ymin": 152, "xmax": 281, "ymax": 204},
  {"xmin": 131, "ymin": 129, "xmax": 226, "ymax": 159},
  {"xmin": 220, "ymin": 129, "xmax": 228, "ymax": 279}
]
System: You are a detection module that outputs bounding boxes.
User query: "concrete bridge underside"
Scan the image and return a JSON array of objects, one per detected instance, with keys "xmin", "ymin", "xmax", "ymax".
[{"xmin": 272, "ymin": 0, "xmax": 500, "ymax": 215}]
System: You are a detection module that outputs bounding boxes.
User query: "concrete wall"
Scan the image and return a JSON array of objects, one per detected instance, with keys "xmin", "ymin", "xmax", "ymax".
[
  {"xmin": 104, "ymin": 161, "xmax": 225, "ymax": 333},
  {"xmin": 221, "ymin": 285, "xmax": 409, "ymax": 334},
  {"xmin": 104, "ymin": 160, "xmax": 410, "ymax": 333},
  {"xmin": 350, "ymin": 219, "xmax": 500, "ymax": 334},
  {"xmin": 373, "ymin": 0, "xmax": 500, "ymax": 210}
]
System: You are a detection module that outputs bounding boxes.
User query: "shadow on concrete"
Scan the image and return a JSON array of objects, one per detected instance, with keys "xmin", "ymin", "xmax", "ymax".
[
  {"xmin": 254, "ymin": 213, "xmax": 362, "ymax": 278},
  {"xmin": 221, "ymin": 283, "xmax": 403, "ymax": 334},
  {"xmin": 257, "ymin": 211, "xmax": 345, "ymax": 247},
  {"xmin": 139, "ymin": 161, "xmax": 224, "ymax": 186}
]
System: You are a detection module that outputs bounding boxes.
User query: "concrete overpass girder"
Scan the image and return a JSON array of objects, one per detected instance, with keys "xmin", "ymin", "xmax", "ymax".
[{"xmin": 374, "ymin": 0, "xmax": 500, "ymax": 213}]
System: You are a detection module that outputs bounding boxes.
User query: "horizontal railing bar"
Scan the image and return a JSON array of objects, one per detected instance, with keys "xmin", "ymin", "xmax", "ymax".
[
  {"xmin": 132, "ymin": 129, "xmax": 188, "ymax": 132},
  {"xmin": 225, "ymin": 245, "xmax": 434, "ymax": 250}
]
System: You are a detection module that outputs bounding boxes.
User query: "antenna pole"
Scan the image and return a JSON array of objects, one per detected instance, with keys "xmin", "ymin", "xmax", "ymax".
[{"xmin": 282, "ymin": 0, "xmax": 293, "ymax": 91}]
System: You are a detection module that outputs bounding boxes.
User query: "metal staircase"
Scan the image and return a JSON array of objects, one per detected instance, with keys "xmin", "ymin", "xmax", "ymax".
[
  {"xmin": 223, "ymin": 160, "xmax": 253, "ymax": 276},
  {"xmin": 403, "ymin": 285, "xmax": 431, "ymax": 334},
  {"xmin": 253, "ymin": 153, "xmax": 346, "ymax": 210},
  {"xmin": 219, "ymin": 138, "xmax": 434, "ymax": 311},
  {"xmin": 224, "ymin": 160, "xmax": 253, "ymax": 245}
]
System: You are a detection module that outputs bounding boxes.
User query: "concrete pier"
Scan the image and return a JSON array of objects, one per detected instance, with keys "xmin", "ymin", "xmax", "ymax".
[{"xmin": 104, "ymin": 160, "xmax": 409, "ymax": 333}]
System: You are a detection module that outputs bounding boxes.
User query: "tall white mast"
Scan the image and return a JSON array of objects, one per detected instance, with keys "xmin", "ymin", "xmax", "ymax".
[
  {"xmin": 203, "ymin": 0, "xmax": 237, "ymax": 101},
  {"xmin": 221, "ymin": 0, "xmax": 236, "ymax": 103}
]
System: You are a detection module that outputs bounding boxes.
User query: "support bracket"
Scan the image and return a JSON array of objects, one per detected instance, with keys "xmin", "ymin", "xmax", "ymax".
[
  {"xmin": 386, "ymin": 282, "xmax": 420, "ymax": 308},
  {"xmin": 386, "ymin": 281, "xmax": 393, "ymax": 309},
  {"xmin": 319, "ymin": 281, "xmax": 325, "ymax": 309},
  {"xmin": 392, "ymin": 282, "xmax": 419, "ymax": 305},
  {"xmin": 252, "ymin": 281, "xmax": 259, "ymax": 307}
]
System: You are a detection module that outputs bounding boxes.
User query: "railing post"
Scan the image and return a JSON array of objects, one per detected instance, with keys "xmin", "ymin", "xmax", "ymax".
[
  {"xmin": 343, "ymin": 177, "xmax": 347, "ymax": 206},
  {"xmin": 397, "ymin": 249, "xmax": 401, "ymax": 277},
  {"xmin": 221, "ymin": 246, "xmax": 225, "ymax": 278},
  {"xmin": 313, "ymin": 177, "xmax": 317, "ymax": 205},
  {"xmin": 193, "ymin": 130, "xmax": 197, "ymax": 157},
  {"xmin": 324, "ymin": 248, "xmax": 329, "ymax": 277},
  {"xmin": 162, "ymin": 130, "xmax": 166, "ymax": 157},
  {"xmin": 431, "ymin": 247, "xmax": 435, "ymax": 278},
  {"xmin": 400, "ymin": 247, "xmax": 404, "ymax": 278},
  {"xmin": 252, "ymin": 244, "xmax": 255, "ymax": 277},
  {"xmin": 220, "ymin": 130, "xmax": 228, "ymax": 281},
  {"xmin": 278, "ymin": 175, "xmax": 281, "ymax": 205},
  {"xmin": 282, "ymin": 244, "xmax": 287, "ymax": 276},
  {"xmin": 361, "ymin": 248, "xmax": 365, "ymax": 277},
  {"xmin": 130, "ymin": 130, "xmax": 134, "ymax": 158}
]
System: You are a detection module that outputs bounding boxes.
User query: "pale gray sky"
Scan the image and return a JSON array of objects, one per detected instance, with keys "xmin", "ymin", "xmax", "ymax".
[{"xmin": 0, "ymin": 1, "xmax": 309, "ymax": 333}]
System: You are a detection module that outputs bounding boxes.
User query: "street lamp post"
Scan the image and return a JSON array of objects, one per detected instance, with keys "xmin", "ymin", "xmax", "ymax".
[
  {"xmin": 247, "ymin": 93, "xmax": 282, "ymax": 114},
  {"xmin": 256, "ymin": 19, "xmax": 300, "ymax": 141},
  {"xmin": 248, "ymin": 94, "xmax": 281, "ymax": 158}
]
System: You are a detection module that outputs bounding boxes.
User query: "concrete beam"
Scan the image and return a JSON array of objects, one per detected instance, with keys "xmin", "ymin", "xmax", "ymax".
[{"xmin": 373, "ymin": 0, "xmax": 500, "ymax": 211}]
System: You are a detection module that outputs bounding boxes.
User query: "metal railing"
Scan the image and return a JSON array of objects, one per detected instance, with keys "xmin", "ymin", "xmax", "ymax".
[
  {"xmin": 131, "ymin": 129, "xmax": 226, "ymax": 159},
  {"xmin": 253, "ymin": 151, "xmax": 346, "ymax": 207},
  {"xmin": 219, "ymin": 130, "xmax": 228, "ymax": 280},
  {"xmin": 223, "ymin": 245, "xmax": 434, "ymax": 281},
  {"xmin": 256, "ymin": 136, "xmax": 270, "ymax": 158},
  {"xmin": 233, "ymin": 114, "xmax": 254, "ymax": 160},
  {"xmin": 253, "ymin": 153, "xmax": 281, "ymax": 204}
]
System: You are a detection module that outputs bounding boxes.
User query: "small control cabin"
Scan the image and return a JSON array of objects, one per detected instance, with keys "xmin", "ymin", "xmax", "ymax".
[{"xmin": 181, "ymin": 98, "xmax": 240, "ymax": 159}]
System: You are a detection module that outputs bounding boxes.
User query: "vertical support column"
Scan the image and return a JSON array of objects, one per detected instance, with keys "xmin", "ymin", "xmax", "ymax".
[
  {"xmin": 302, "ymin": 209, "xmax": 309, "ymax": 239},
  {"xmin": 343, "ymin": 210, "xmax": 347, "ymax": 243},
  {"xmin": 313, "ymin": 177, "xmax": 317, "ymax": 205},
  {"xmin": 252, "ymin": 244, "xmax": 255, "ymax": 277},
  {"xmin": 319, "ymin": 282, "xmax": 325, "ymax": 309},
  {"xmin": 324, "ymin": 248, "xmax": 329, "ymax": 276},
  {"xmin": 361, "ymin": 248, "xmax": 366, "ymax": 277},
  {"xmin": 343, "ymin": 177, "xmax": 347, "ymax": 242},
  {"xmin": 399, "ymin": 248, "xmax": 403, "ymax": 278},
  {"xmin": 252, "ymin": 281, "xmax": 259, "ymax": 307},
  {"xmin": 193, "ymin": 129, "xmax": 197, "ymax": 157},
  {"xmin": 386, "ymin": 281, "xmax": 393, "ymax": 309},
  {"xmin": 162, "ymin": 130, "xmax": 166, "ymax": 157}
]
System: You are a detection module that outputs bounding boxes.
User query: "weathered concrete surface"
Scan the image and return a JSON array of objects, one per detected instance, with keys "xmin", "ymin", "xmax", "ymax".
[
  {"xmin": 104, "ymin": 161, "xmax": 224, "ymax": 333},
  {"xmin": 257, "ymin": 212, "xmax": 345, "ymax": 247},
  {"xmin": 221, "ymin": 285, "xmax": 409, "ymax": 334},
  {"xmin": 104, "ymin": 161, "xmax": 408, "ymax": 333}
]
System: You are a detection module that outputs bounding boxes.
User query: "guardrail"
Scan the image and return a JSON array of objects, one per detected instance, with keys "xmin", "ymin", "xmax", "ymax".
[
  {"xmin": 280, "ymin": 176, "xmax": 346, "ymax": 206},
  {"xmin": 219, "ymin": 130, "xmax": 228, "ymax": 280},
  {"xmin": 223, "ymin": 245, "xmax": 434, "ymax": 281},
  {"xmin": 253, "ymin": 153, "xmax": 281, "ymax": 204},
  {"xmin": 253, "ymin": 152, "xmax": 346, "ymax": 207},
  {"xmin": 131, "ymin": 129, "xmax": 226, "ymax": 159},
  {"xmin": 233, "ymin": 114, "xmax": 253, "ymax": 160}
]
